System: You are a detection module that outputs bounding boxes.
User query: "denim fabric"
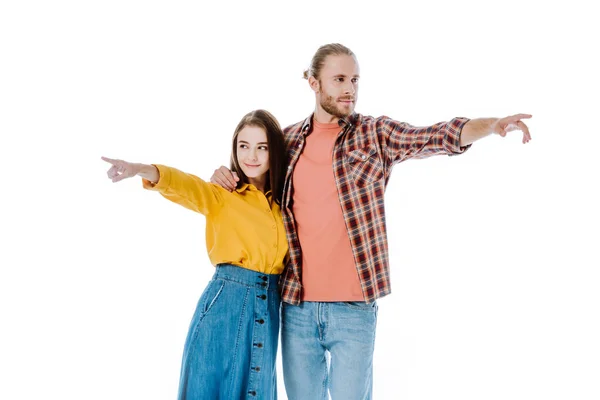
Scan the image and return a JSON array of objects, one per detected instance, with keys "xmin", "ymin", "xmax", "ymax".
[
  {"xmin": 281, "ymin": 301, "xmax": 378, "ymax": 400},
  {"xmin": 178, "ymin": 264, "xmax": 280, "ymax": 399}
]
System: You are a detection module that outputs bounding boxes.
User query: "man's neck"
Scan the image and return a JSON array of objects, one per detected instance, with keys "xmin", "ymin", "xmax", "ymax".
[{"xmin": 313, "ymin": 106, "xmax": 339, "ymax": 125}]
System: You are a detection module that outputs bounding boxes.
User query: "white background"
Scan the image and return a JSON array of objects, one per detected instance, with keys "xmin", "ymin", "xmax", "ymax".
[{"xmin": 1, "ymin": 0, "xmax": 599, "ymax": 399}]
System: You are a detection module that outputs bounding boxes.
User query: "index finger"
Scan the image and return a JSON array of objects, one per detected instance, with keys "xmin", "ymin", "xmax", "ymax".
[
  {"xmin": 101, "ymin": 156, "xmax": 119, "ymax": 165},
  {"xmin": 508, "ymin": 113, "xmax": 532, "ymax": 122}
]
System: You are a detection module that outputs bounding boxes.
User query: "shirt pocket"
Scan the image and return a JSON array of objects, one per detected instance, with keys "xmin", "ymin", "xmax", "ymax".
[{"xmin": 346, "ymin": 145, "xmax": 384, "ymax": 187}]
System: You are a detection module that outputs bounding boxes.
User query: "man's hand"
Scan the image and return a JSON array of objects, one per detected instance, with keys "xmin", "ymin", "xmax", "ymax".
[
  {"xmin": 460, "ymin": 113, "xmax": 533, "ymax": 146},
  {"xmin": 492, "ymin": 113, "xmax": 532, "ymax": 144},
  {"xmin": 210, "ymin": 166, "xmax": 239, "ymax": 192}
]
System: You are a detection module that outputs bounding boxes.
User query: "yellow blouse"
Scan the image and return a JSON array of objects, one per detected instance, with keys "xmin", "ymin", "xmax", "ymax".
[{"xmin": 143, "ymin": 165, "xmax": 288, "ymax": 274}]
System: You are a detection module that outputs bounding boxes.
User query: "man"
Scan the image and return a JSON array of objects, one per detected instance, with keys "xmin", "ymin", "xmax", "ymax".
[{"xmin": 211, "ymin": 43, "xmax": 531, "ymax": 399}]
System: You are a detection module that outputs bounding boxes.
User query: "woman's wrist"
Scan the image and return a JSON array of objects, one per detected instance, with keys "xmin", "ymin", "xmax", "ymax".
[{"xmin": 138, "ymin": 164, "xmax": 159, "ymax": 184}]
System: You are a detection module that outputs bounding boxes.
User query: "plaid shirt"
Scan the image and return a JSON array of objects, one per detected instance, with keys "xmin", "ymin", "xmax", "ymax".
[{"xmin": 280, "ymin": 112, "xmax": 470, "ymax": 305}]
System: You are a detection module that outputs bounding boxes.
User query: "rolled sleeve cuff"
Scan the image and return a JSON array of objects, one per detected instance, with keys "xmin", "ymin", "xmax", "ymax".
[
  {"xmin": 142, "ymin": 164, "xmax": 171, "ymax": 191},
  {"xmin": 444, "ymin": 117, "xmax": 471, "ymax": 155}
]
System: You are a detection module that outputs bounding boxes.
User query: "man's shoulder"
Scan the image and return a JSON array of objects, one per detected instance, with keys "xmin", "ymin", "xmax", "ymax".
[
  {"xmin": 348, "ymin": 113, "xmax": 384, "ymax": 136},
  {"xmin": 282, "ymin": 117, "xmax": 310, "ymax": 147},
  {"xmin": 283, "ymin": 119, "xmax": 307, "ymax": 135},
  {"xmin": 352, "ymin": 113, "xmax": 394, "ymax": 126},
  {"xmin": 351, "ymin": 113, "xmax": 412, "ymax": 135}
]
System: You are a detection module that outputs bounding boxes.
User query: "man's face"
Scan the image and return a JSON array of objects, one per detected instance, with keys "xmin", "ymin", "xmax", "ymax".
[{"xmin": 313, "ymin": 54, "xmax": 360, "ymax": 119}]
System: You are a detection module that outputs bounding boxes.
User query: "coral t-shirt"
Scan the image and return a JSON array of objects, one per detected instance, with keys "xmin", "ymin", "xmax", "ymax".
[{"xmin": 292, "ymin": 120, "xmax": 364, "ymax": 301}]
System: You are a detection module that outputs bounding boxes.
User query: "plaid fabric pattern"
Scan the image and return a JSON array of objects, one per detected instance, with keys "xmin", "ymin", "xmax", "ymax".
[{"xmin": 280, "ymin": 112, "xmax": 470, "ymax": 305}]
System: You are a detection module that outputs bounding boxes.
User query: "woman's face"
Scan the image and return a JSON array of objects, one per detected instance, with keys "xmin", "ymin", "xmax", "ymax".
[{"xmin": 236, "ymin": 125, "xmax": 269, "ymax": 181}]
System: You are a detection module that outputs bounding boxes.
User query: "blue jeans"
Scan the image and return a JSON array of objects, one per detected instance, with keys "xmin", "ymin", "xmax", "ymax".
[
  {"xmin": 281, "ymin": 301, "xmax": 378, "ymax": 400},
  {"xmin": 178, "ymin": 265, "xmax": 280, "ymax": 399}
]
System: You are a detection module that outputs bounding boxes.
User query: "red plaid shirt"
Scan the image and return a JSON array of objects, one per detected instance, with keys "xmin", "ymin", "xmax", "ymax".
[{"xmin": 280, "ymin": 112, "xmax": 470, "ymax": 305}]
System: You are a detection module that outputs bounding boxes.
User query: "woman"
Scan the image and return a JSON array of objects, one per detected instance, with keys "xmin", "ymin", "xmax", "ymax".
[{"xmin": 102, "ymin": 109, "xmax": 288, "ymax": 399}]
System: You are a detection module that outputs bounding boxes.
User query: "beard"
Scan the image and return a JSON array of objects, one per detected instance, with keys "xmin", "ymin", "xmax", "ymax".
[{"xmin": 320, "ymin": 92, "xmax": 355, "ymax": 118}]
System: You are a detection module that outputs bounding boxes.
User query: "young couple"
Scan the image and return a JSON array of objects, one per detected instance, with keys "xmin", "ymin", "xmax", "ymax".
[{"xmin": 103, "ymin": 43, "xmax": 532, "ymax": 399}]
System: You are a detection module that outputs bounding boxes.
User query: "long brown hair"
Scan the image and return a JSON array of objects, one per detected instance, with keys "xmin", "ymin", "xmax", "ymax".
[
  {"xmin": 230, "ymin": 110, "xmax": 286, "ymax": 205},
  {"xmin": 303, "ymin": 43, "xmax": 355, "ymax": 80}
]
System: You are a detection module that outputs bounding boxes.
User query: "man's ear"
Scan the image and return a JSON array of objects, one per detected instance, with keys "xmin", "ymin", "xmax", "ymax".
[{"xmin": 308, "ymin": 76, "xmax": 320, "ymax": 93}]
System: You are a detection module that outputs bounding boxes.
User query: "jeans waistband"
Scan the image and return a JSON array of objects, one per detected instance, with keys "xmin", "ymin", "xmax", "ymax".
[{"xmin": 214, "ymin": 264, "xmax": 280, "ymax": 291}]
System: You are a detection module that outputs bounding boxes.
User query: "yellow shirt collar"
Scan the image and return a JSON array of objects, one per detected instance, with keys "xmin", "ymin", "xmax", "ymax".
[
  {"xmin": 235, "ymin": 183, "xmax": 251, "ymax": 193},
  {"xmin": 236, "ymin": 183, "xmax": 272, "ymax": 197}
]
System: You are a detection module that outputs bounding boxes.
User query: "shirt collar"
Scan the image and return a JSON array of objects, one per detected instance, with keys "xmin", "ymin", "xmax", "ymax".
[
  {"xmin": 235, "ymin": 183, "xmax": 272, "ymax": 198},
  {"xmin": 235, "ymin": 183, "xmax": 250, "ymax": 193},
  {"xmin": 301, "ymin": 112, "xmax": 358, "ymax": 135}
]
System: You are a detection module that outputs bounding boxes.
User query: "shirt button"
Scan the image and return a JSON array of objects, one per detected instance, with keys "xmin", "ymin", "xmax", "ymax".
[
  {"xmin": 361, "ymin": 155, "xmax": 367, "ymax": 160},
  {"xmin": 248, "ymin": 390, "xmax": 257, "ymax": 396},
  {"xmin": 273, "ymin": 244, "xmax": 277, "ymax": 248},
  {"xmin": 288, "ymin": 166, "xmax": 292, "ymax": 170},
  {"xmin": 298, "ymin": 143, "xmax": 302, "ymax": 148},
  {"xmin": 257, "ymin": 319, "xmax": 265, "ymax": 324},
  {"xmin": 256, "ymin": 343, "xmax": 263, "ymax": 348},
  {"xmin": 272, "ymin": 225, "xmax": 276, "ymax": 229}
]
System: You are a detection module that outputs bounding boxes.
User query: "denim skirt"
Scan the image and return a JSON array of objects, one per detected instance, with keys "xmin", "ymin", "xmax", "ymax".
[{"xmin": 177, "ymin": 264, "xmax": 281, "ymax": 399}]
